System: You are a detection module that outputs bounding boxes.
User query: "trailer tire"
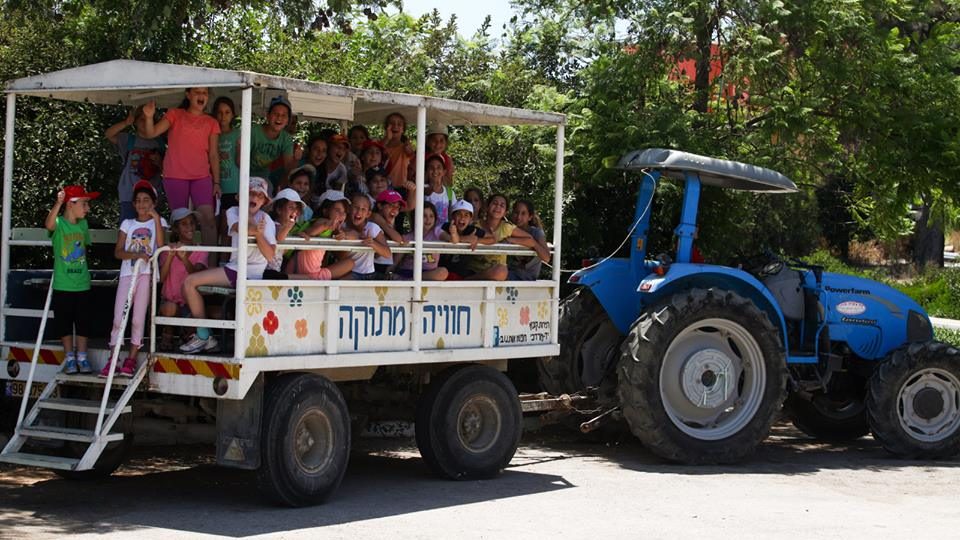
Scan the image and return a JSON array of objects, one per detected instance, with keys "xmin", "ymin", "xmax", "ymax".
[
  {"xmin": 537, "ymin": 288, "xmax": 621, "ymax": 395},
  {"xmin": 257, "ymin": 373, "xmax": 350, "ymax": 507},
  {"xmin": 416, "ymin": 365, "xmax": 522, "ymax": 479},
  {"xmin": 786, "ymin": 393, "xmax": 869, "ymax": 442},
  {"xmin": 867, "ymin": 341, "xmax": 960, "ymax": 459},
  {"xmin": 618, "ymin": 288, "xmax": 787, "ymax": 464}
]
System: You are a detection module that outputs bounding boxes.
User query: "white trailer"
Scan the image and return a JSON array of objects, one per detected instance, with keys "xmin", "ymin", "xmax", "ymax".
[{"xmin": 0, "ymin": 60, "xmax": 565, "ymax": 505}]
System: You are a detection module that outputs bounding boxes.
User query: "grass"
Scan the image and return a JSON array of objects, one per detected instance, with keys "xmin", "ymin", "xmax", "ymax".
[{"xmin": 934, "ymin": 327, "xmax": 960, "ymax": 347}]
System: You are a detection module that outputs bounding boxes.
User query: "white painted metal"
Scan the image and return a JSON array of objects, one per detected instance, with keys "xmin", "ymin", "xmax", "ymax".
[
  {"xmin": 235, "ymin": 87, "xmax": 252, "ymax": 361},
  {"xmin": 412, "ymin": 106, "xmax": 426, "ymax": 352},
  {"xmin": 1, "ymin": 93, "xmax": 15, "ymax": 343},
  {"xmin": 932, "ymin": 317, "xmax": 960, "ymax": 331},
  {"xmin": 3, "ymin": 308, "xmax": 55, "ymax": 319},
  {"xmin": 551, "ymin": 124, "xmax": 565, "ymax": 344},
  {"xmin": 14, "ymin": 279, "xmax": 53, "ymax": 429}
]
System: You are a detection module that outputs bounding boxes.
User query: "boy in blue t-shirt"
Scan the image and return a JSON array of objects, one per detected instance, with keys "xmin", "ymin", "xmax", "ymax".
[{"xmin": 44, "ymin": 186, "xmax": 100, "ymax": 374}]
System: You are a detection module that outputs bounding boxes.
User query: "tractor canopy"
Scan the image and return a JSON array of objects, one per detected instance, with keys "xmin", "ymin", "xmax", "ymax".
[{"xmin": 616, "ymin": 148, "xmax": 797, "ymax": 193}]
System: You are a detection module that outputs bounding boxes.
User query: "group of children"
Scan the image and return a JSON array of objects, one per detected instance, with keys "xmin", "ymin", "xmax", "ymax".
[{"xmin": 47, "ymin": 87, "xmax": 552, "ymax": 373}]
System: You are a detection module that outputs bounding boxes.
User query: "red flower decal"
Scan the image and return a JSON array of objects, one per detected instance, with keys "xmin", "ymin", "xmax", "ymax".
[
  {"xmin": 263, "ymin": 310, "xmax": 279, "ymax": 335},
  {"xmin": 520, "ymin": 305, "xmax": 531, "ymax": 326}
]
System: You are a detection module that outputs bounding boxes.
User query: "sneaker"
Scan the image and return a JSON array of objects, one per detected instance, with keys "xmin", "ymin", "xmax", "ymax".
[
  {"xmin": 180, "ymin": 334, "xmax": 218, "ymax": 354},
  {"xmin": 63, "ymin": 357, "xmax": 79, "ymax": 375},
  {"xmin": 77, "ymin": 358, "xmax": 93, "ymax": 374},
  {"xmin": 118, "ymin": 357, "xmax": 137, "ymax": 378},
  {"xmin": 98, "ymin": 360, "xmax": 118, "ymax": 379}
]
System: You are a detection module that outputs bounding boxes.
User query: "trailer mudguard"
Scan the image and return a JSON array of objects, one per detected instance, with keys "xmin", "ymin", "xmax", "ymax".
[{"xmin": 635, "ymin": 264, "xmax": 791, "ymax": 348}]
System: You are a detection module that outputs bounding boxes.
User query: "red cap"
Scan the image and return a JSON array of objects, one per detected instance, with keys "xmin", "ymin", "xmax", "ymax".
[
  {"xmin": 376, "ymin": 189, "xmax": 407, "ymax": 208},
  {"xmin": 63, "ymin": 185, "xmax": 100, "ymax": 202},
  {"xmin": 362, "ymin": 139, "xmax": 386, "ymax": 152},
  {"xmin": 328, "ymin": 134, "xmax": 350, "ymax": 147},
  {"xmin": 132, "ymin": 179, "xmax": 158, "ymax": 200}
]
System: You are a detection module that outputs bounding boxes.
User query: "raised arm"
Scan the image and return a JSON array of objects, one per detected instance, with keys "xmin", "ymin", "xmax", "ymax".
[
  {"xmin": 105, "ymin": 109, "xmax": 135, "ymax": 145},
  {"xmin": 139, "ymin": 100, "xmax": 171, "ymax": 139},
  {"xmin": 45, "ymin": 191, "xmax": 65, "ymax": 232}
]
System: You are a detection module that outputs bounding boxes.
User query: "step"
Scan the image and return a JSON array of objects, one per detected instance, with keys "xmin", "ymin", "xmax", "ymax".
[
  {"xmin": 19, "ymin": 426, "xmax": 124, "ymax": 443},
  {"xmin": 37, "ymin": 398, "xmax": 131, "ymax": 415},
  {"xmin": 0, "ymin": 452, "xmax": 79, "ymax": 471},
  {"xmin": 55, "ymin": 373, "xmax": 135, "ymax": 386}
]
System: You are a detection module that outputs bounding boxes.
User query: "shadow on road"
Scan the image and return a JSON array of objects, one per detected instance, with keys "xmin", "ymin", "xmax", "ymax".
[{"xmin": 0, "ymin": 445, "xmax": 573, "ymax": 538}]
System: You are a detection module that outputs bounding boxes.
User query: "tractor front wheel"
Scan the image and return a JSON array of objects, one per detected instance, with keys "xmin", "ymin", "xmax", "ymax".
[
  {"xmin": 618, "ymin": 288, "xmax": 787, "ymax": 464},
  {"xmin": 867, "ymin": 341, "xmax": 960, "ymax": 459}
]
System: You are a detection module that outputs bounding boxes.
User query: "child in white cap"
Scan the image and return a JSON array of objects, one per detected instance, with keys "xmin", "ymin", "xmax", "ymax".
[
  {"xmin": 158, "ymin": 208, "xmax": 208, "ymax": 349},
  {"xmin": 180, "ymin": 177, "xmax": 277, "ymax": 353}
]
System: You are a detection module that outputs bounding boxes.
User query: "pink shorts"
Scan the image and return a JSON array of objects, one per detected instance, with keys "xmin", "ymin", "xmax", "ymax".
[
  {"xmin": 164, "ymin": 176, "xmax": 214, "ymax": 209},
  {"xmin": 291, "ymin": 250, "xmax": 332, "ymax": 280}
]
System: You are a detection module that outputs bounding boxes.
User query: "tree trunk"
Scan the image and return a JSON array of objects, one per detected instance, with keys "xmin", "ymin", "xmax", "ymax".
[{"xmin": 912, "ymin": 203, "xmax": 945, "ymax": 268}]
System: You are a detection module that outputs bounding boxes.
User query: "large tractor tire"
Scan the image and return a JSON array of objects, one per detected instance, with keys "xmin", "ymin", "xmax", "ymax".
[
  {"xmin": 785, "ymin": 393, "xmax": 869, "ymax": 442},
  {"xmin": 537, "ymin": 288, "xmax": 622, "ymax": 395},
  {"xmin": 257, "ymin": 373, "xmax": 351, "ymax": 506},
  {"xmin": 866, "ymin": 341, "xmax": 960, "ymax": 459},
  {"xmin": 618, "ymin": 288, "xmax": 787, "ymax": 464},
  {"xmin": 416, "ymin": 365, "xmax": 522, "ymax": 480}
]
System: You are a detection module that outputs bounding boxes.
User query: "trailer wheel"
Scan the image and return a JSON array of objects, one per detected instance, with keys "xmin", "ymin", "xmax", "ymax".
[
  {"xmin": 257, "ymin": 373, "xmax": 350, "ymax": 506},
  {"xmin": 618, "ymin": 288, "xmax": 787, "ymax": 464},
  {"xmin": 867, "ymin": 341, "xmax": 960, "ymax": 459},
  {"xmin": 416, "ymin": 365, "xmax": 522, "ymax": 479},
  {"xmin": 786, "ymin": 393, "xmax": 869, "ymax": 442},
  {"xmin": 537, "ymin": 288, "xmax": 622, "ymax": 395}
]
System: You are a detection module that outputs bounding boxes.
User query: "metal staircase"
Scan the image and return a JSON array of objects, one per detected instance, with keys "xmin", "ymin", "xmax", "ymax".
[{"xmin": 0, "ymin": 262, "xmax": 147, "ymax": 472}]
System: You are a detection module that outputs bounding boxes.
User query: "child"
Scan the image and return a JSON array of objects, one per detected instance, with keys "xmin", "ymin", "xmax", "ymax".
[
  {"xmin": 141, "ymin": 89, "xmax": 220, "ymax": 248},
  {"xmin": 371, "ymin": 189, "xmax": 406, "ymax": 277},
  {"xmin": 470, "ymin": 193, "xmax": 546, "ymax": 281},
  {"xmin": 360, "ymin": 140, "xmax": 385, "ymax": 172},
  {"xmin": 213, "ymin": 96, "xmax": 240, "ymax": 211},
  {"xmin": 158, "ymin": 208, "xmax": 208, "ymax": 350},
  {"xmin": 426, "ymin": 124, "xmax": 456, "ymax": 188},
  {"xmin": 323, "ymin": 133, "xmax": 350, "ymax": 191},
  {"xmin": 265, "ymin": 187, "xmax": 305, "ymax": 278},
  {"xmin": 425, "ymin": 154, "xmax": 456, "ymax": 224},
  {"xmin": 44, "ymin": 186, "xmax": 99, "ymax": 374},
  {"xmin": 103, "ymin": 180, "xmax": 166, "ymax": 377},
  {"xmin": 508, "ymin": 199, "xmax": 551, "ymax": 280},
  {"xmin": 346, "ymin": 125, "xmax": 369, "ymax": 181},
  {"xmin": 365, "ymin": 166, "xmax": 390, "ymax": 204},
  {"xmin": 395, "ymin": 201, "xmax": 448, "ymax": 281},
  {"xmin": 343, "ymin": 193, "xmax": 391, "ymax": 280},
  {"xmin": 287, "ymin": 191, "xmax": 354, "ymax": 280},
  {"xmin": 463, "ymin": 187, "xmax": 485, "ymax": 223},
  {"xmin": 381, "ymin": 113, "xmax": 415, "ymax": 190},
  {"xmin": 104, "ymin": 105, "xmax": 163, "ymax": 224},
  {"xmin": 180, "ymin": 177, "xmax": 277, "ymax": 353},
  {"xmin": 439, "ymin": 200, "xmax": 497, "ymax": 280},
  {"xmin": 250, "ymin": 95, "xmax": 296, "ymax": 190},
  {"xmin": 286, "ymin": 165, "xmax": 315, "ymax": 223}
]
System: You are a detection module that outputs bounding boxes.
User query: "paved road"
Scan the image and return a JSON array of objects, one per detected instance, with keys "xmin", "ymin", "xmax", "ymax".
[{"xmin": 1, "ymin": 424, "xmax": 959, "ymax": 539}]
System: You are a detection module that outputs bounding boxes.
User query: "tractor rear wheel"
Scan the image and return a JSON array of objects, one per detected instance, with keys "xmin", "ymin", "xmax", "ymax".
[
  {"xmin": 618, "ymin": 288, "xmax": 787, "ymax": 464},
  {"xmin": 537, "ymin": 288, "xmax": 621, "ymax": 395},
  {"xmin": 867, "ymin": 341, "xmax": 960, "ymax": 459}
]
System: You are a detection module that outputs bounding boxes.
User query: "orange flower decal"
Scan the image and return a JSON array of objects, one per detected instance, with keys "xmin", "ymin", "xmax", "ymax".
[
  {"xmin": 263, "ymin": 310, "xmax": 279, "ymax": 335},
  {"xmin": 295, "ymin": 319, "xmax": 308, "ymax": 338},
  {"xmin": 520, "ymin": 305, "xmax": 531, "ymax": 326}
]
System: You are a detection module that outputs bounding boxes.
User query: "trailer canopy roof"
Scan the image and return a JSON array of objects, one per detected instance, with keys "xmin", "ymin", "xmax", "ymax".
[
  {"xmin": 4, "ymin": 60, "xmax": 566, "ymax": 127},
  {"xmin": 617, "ymin": 148, "xmax": 797, "ymax": 193}
]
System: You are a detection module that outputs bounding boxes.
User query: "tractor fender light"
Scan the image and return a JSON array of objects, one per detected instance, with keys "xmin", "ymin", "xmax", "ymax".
[{"xmin": 568, "ymin": 274, "xmax": 581, "ymax": 284}]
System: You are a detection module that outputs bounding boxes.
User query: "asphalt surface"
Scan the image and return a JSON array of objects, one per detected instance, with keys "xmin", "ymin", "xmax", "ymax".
[{"xmin": 1, "ymin": 423, "xmax": 958, "ymax": 539}]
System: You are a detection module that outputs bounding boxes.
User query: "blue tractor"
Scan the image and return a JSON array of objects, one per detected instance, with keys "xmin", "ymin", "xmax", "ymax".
[{"xmin": 539, "ymin": 149, "xmax": 960, "ymax": 463}]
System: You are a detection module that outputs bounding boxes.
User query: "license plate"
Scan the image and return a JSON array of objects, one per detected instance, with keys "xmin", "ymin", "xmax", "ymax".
[{"xmin": 7, "ymin": 380, "xmax": 52, "ymax": 399}]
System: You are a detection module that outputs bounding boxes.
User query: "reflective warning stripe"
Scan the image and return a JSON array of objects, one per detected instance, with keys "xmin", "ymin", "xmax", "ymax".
[
  {"xmin": 6, "ymin": 347, "xmax": 63, "ymax": 365},
  {"xmin": 152, "ymin": 357, "xmax": 240, "ymax": 380}
]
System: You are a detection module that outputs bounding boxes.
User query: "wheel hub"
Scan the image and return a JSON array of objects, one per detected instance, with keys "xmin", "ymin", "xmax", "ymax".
[
  {"xmin": 913, "ymin": 387, "xmax": 945, "ymax": 420},
  {"xmin": 897, "ymin": 368, "xmax": 960, "ymax": 442},
  {"xmin": 293, "ymin": 409, "xmax": 335, "ymax": 474},
  {"xmin": 681, "ymin": 348, "xmax": 736, "ymax": 409},
  {"xmin": 457, "ymin": 395, "xmax": 502, "ymax": 454}
]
